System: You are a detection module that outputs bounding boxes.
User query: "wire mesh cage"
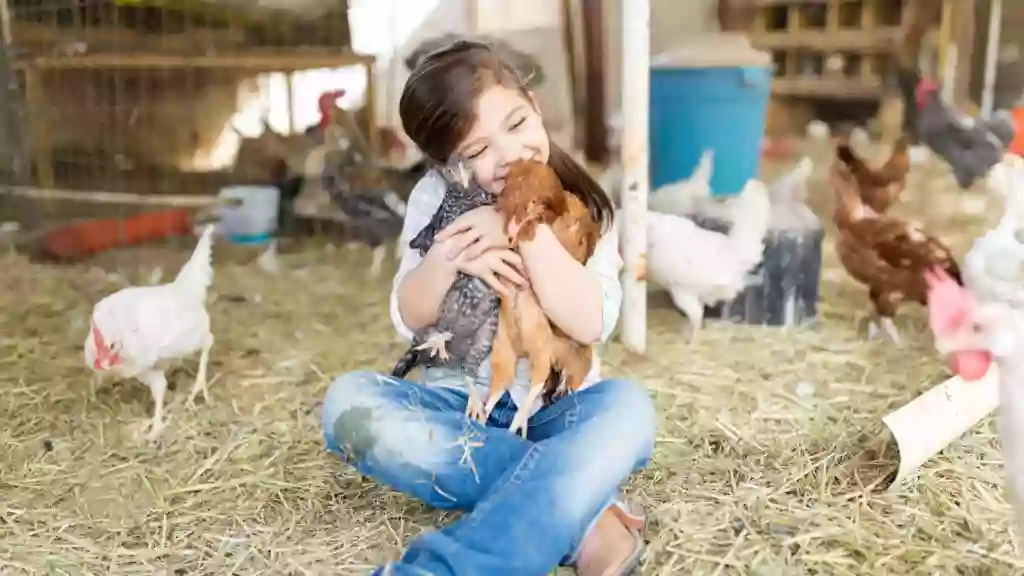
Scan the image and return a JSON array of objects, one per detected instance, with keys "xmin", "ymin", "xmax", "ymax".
[{"xmin": 0, "ymin": 0, "xmax": 390, "ymax": 267}]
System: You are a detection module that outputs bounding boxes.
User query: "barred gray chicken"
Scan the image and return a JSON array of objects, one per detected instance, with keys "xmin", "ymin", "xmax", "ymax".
[
  {"xmin": 916, "ymin": 77, "xmax": 1016, "ymax": 189},
  {"xmin": 391, "ymin": 156, "xmax": 500, "ymax": 390}
]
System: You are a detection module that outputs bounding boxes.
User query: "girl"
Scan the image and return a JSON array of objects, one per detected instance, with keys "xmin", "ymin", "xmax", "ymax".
[{"xmin": 321, "ymin": 40, "xmax": 656, "ymax": 576}]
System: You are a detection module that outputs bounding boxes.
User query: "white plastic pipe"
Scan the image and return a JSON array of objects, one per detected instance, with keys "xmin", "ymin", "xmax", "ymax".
[
  {"xmin": 620, "ymin": 0, "xmax": 650, "ymax": 354},
  {"xmin": 981, "ymin": 0, "xmax": 1003, "ymax": 119},
  {"xmin": 882, "ymin": 368, "xmax": 1000, "ymax": 491}
]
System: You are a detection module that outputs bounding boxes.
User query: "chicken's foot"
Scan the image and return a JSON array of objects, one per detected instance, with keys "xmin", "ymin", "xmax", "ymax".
[
  {"xmin": 136, "ymin": 369, "xmax": 170, "ymax": 442},
  {"xmin": 415, "ymin": 331, "xmax": 452, "ymax": 362},
  {"xmin": 867, "ymin": 319, "xmax": 880, "ymax": 341},
  {"xmin": 670, "ymin": 288, "xmax": 704, "ymax": 343},
  {"xmin": 880, "ymin": 316, "xmax": 903, "ymax": 346},
  {"xmin": 509, "ymin": 384, "xmax": 546, "ymax": 438},
  {"xmin": 465, "ymin": 380, "xmax": 491, "ymax": 423},
  {"xmin": 187, "ymin": 335, "xmax": 214, "ymax": 408},
  {"xmin": 368, "ymin": 244, "xmax": 387, "ymax": 278}
]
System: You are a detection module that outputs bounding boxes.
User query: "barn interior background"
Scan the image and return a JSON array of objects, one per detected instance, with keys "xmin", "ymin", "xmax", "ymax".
[{"xmin": 4, "ymin": 0, "xmax": 1024, "ymax": 574}]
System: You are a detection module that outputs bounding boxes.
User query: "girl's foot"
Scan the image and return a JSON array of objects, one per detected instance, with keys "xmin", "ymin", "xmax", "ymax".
[{"xmin": 574, "ymin": 501, "xmax": 645, "ymax": 576}]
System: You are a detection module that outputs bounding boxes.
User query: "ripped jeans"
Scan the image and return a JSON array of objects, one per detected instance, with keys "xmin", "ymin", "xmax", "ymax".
[{"xmin": 321, "ymin": 371, "xmax": 656, "ymax": 576}]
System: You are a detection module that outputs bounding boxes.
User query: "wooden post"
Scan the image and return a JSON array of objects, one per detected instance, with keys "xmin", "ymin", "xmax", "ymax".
[
  {"xmin": 981, "ymin": 0, "xmax": 1003, "ymax": 119},
  {"xmin": 620, "ymin": 0, "xmax": 649, "ymax": 354},
  {"xmin": 581, "ymin": 0, "xmax": 608, "ymax": 164},
  {"xmin": 938, "ymin": 0, "xmax": 955, "ymax": 103},
  {"xmin": 22, "ymin": 66, "xmax": 53, "ymax": 189},
  {"xmin": 0, "ymin": 0, "xmax": 10, "ymax": 47}
]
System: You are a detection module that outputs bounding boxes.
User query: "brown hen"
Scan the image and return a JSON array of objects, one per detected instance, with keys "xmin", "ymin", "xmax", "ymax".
[
  {"xmin": 830, "ymin": 164, "xmax": 962, "ymax": 345},
  {"xmin": 834, "ymin": 135, "xmax": 910, "ymax": 214},
  {"xmin": 472, "ymin": 160, "xmax": 601, "ymax": 437}
]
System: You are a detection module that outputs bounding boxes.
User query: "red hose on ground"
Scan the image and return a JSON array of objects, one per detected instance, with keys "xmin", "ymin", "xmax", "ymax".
[{"xmin": 42, "ymin": 208, "xmax": 194, "ymax": 260}]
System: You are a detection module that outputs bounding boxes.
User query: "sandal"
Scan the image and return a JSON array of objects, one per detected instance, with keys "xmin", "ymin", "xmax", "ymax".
[
  {"xmin": 607, "ymin": 499, "xmax": 646, "ymax": 575},
  {"xmin": 570, "ymin": 498, "xmax": 647, "ymax": 575}
]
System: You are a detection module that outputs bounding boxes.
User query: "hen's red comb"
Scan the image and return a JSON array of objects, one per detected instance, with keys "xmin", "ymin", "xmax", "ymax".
[
  {"xmin": 91, "ymin": 321, "xmax": 106, "ymax": 348},
  {"xmin": 924, "ymin": 267, "xmax": 972, "ymax": 334}
]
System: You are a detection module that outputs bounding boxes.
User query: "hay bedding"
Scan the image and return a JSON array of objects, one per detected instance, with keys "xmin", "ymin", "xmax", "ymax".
[{"xmin": 1, "ymin": 157, "xmax": 1022, "ymax": 575}]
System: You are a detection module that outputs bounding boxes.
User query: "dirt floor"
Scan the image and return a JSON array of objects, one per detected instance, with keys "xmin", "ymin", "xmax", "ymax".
[{"xmin": 1, "ymin": 147, "xmax": 1021, "ymax": 575}]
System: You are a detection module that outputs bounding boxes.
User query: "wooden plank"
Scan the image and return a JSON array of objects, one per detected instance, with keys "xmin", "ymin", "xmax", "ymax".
[
  {"xmin": 0, "ymin": 185, "xmax": 225, "ymax": 207},
  {"xmin": 21, "ymin": 66, "xmax": 52, "ymax": 189},
  {"xmin": 11, "ymin": 51, "xmax": 374, "ymax": 71},
  {"xmin": 771, "ymin": 76, "xmax": 883, "ymax": 98},
  {"xmin": 750, "ymin": 27, "xmax": 901, "ymax": 51}
]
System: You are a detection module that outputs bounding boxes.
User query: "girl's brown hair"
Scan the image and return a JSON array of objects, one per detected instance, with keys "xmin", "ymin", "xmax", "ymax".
[{"xmin": 399, "ymin": 39, "xmax": 614, "ymax": 231}]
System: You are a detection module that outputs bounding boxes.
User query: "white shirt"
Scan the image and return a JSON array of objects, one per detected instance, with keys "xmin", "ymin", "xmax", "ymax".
[{"xmin": 389, "ymin": 170, "xmax": 624, "ymax": 415}]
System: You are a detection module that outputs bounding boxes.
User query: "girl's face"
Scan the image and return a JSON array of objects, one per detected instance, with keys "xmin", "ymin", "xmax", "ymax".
[{"xmin": 454, "ymin": 84, "xmax": 550, "ymax": 194}]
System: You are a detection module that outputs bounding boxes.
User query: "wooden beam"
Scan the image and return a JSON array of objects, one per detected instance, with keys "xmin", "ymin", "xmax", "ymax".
[
  {"xmin": 12, "ymin": 51, "xmax": 374, "ymax": 71},
  {"xmin": 560, "ymin": 0, "xmax": 584, "ymax": 152},
  {"xmin": 580, "ymin": 0, "xmax": 608, "ymax": 164}
]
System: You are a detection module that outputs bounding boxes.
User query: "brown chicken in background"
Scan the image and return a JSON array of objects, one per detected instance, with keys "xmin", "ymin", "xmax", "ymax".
[
  {"xmin": 834, "ymin": 136, "xmax": 911, "ymax": 214},
  {"xmin": 477, "ymin": 160, "xmax": 601, "ymax": 437},
  {"xmin": 830, "ymin": 164, "xmax": 962, "ymax": 346}
]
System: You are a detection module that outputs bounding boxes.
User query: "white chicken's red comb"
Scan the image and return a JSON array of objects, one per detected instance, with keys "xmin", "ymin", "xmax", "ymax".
[
  {"xmin": 924, "ymin": 267, "xmax": 973, "ymax": 334},
  {"xmin": 91, "ymin": 321, "xmax": 105, "ymax": 348}
]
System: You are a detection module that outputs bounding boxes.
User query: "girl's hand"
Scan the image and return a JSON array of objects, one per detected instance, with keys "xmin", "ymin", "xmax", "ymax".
[
  {"xmin": 435, "ymin": 206, "xmax": 508, "ymax": 261},
  {"xmin": 426, "ymin": 236, "xmax": 527, "ymax": 297},
  {"xmin": 456, "ymin": 248, "xmax": 528, "ymax": 297}
]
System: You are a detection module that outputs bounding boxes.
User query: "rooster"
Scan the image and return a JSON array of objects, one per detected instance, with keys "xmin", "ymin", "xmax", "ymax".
[
  {"xmin": 916, "ymin": 77, "xmax": 1016, "ymax": 189},
  {"xmin": 645, "ymin": 178, "xmax": 771, "ymax": 341},
  {"xmin": 834, "ymin": 136, "xmax": 910, "ymax": 214},
  {"xmin": 84, "ymin": 225, "xmax": 216, "ymax": 442},
  {"xmin": 829, "ymin": 165, "xmax": 962, "ymax": 345},
  {"xmin": 925, "ymin": 267, "xmax": 1024, "ymax": 545}
]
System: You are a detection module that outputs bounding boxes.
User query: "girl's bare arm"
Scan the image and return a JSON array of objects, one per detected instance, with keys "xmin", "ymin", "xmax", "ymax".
[{"xmin": 518, "ymin": 224, "xmax": 609, "ymax": 344}]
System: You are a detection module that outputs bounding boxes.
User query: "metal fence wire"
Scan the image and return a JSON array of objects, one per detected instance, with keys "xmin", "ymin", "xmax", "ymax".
[{"xmin": 0, "ymin": 0, "xmax": 390, "ymax": 266}]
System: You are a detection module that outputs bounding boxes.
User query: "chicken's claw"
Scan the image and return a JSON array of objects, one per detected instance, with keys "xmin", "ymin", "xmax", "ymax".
[
  {"xmin": 415, "ymin": 331, "xmax": 452, "ymax": 362},
  {"xmin": 134, "ymin": 414, "xmax": 169, "ymax": 444},
  {"xmin": 508, "ymin": 408, "xmax": 530, "ymax": 438},
  {"xmin": 465, "ymin": 390, "xmax": 489, "ymax": 423}
]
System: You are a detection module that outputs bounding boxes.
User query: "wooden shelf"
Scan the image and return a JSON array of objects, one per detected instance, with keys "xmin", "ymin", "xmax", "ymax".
[
  {"xmin": 751, "ymin": 0, "xmax": 905, "ymax": 101},
  {"xmin": 750, "ymin": 27, "xmax": 900, "ymax": 52},
  {"xmin": 771, "ymin": 77, "xmax": 884, "ymax": 99}
]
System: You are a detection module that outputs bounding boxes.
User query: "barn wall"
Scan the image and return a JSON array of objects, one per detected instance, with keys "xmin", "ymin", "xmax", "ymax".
[{"xmin": 970, "ymin": 0, "xmax": 1024, "ymax": 110}]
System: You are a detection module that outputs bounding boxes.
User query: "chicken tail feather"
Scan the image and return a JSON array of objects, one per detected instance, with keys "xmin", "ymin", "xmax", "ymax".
[
  {"xmin": 390, "ymin": 347, "xmax": 428, "ymax": 379},
  {"xmin": 390, "ymin": 329, "xmax": 450, "ymax": 378},
  {"xmin": 726, "ymin": 179, "xmax": 772, "ymax": 263},
  {"xmin": 173, "ymin": 224, "xmax": 215, "ymax": 303}
]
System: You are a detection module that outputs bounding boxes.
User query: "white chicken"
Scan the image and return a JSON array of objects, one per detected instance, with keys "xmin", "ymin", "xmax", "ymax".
[
  {"xmin": 648, "ymin": 149, "xmax": 714, "ymax": 216},
  {"xmin": 963, "ymin": 159, "xmax": 1024, "ymax": 311},
  {"xmin": 85, "ymin": 224, "xmax": 216, "ymax": 442},
  {"xmin": 925, "ymin": 269, "xmax": 1024, "ymax": 545},
  {"xmin": 806, "ymin": 119, "xmax": 830, "ymax": 141},
  {"xmin": 645, "ymin": 178, "xmax": 771, "ymax": 340}
]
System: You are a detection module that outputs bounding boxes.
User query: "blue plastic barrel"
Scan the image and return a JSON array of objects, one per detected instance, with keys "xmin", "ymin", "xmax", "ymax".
[{"xmin": 649, "ymin": 34, "xmax": 772, "ymax": 197}]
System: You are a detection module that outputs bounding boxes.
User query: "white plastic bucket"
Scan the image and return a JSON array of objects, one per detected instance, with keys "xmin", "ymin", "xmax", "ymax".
[{"xmin": 216, "ymin": 185, "xmax": 280, "ymax": 245}]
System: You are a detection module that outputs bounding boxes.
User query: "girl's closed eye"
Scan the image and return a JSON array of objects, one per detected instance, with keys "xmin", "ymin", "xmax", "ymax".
[
  {"xmin": 467, "ymin": 146, "xmax": 488, "ymax": 160},
  {"xmin": 509, "ymin": 117, "xmax": 526, "ymax": 130}
]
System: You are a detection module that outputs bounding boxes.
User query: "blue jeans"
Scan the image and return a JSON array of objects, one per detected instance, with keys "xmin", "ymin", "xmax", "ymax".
[{"xmin": 321, "ymin": 371, "xmax": 656, "ymax": 576}]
